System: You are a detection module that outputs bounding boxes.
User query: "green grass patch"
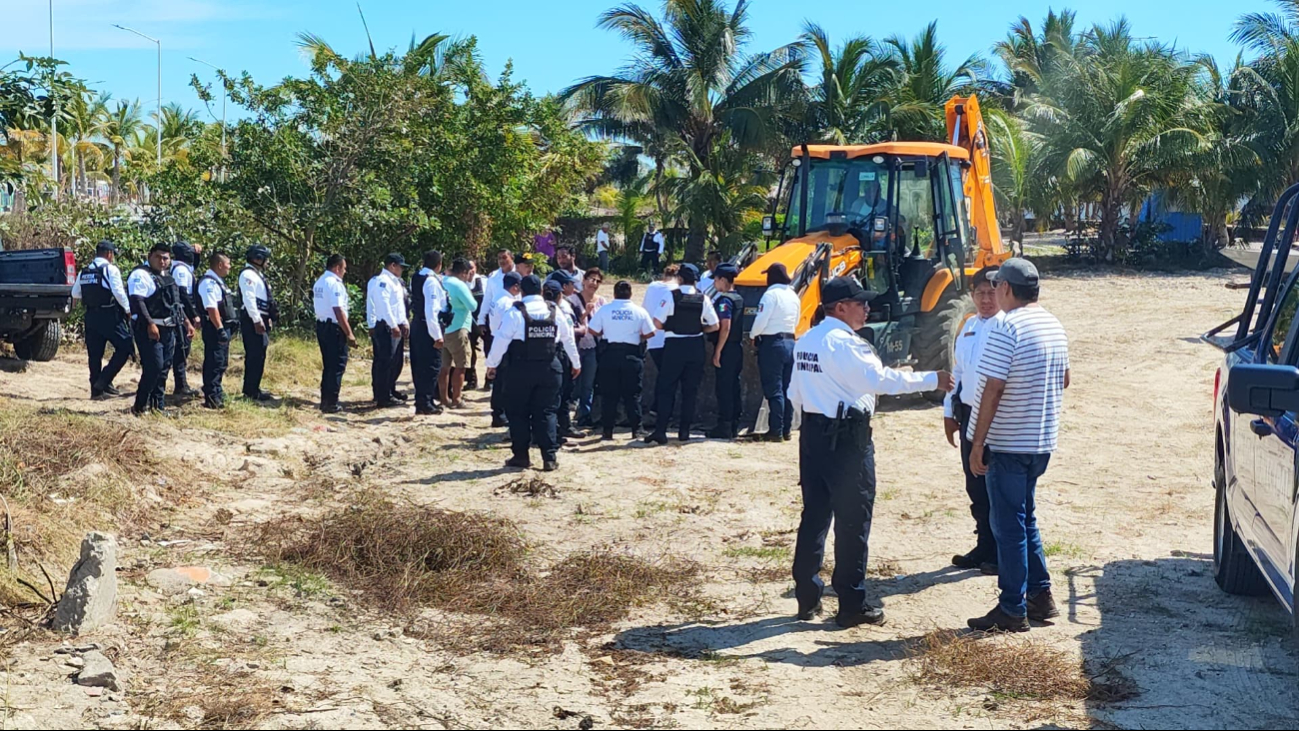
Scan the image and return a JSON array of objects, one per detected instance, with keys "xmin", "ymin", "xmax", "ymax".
[
  {"xmin": 723, "ymin": 545, "xmax": 791, "ymax": 562},
  {"xmin": 1043, "ymin": 541, "xmax": 1087, "ymax": 560}
]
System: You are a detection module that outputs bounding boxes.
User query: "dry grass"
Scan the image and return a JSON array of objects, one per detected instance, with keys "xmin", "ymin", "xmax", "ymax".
[
  {"xmin": 258, "ymin": 495, "xmax": 698, "ymax": 646},
  {"xmin": 495, "ymin": 476, "xmax": 560, "ymax": 499},
  {"xmin": 141, "ymin": 669, "xmax": 281, "ymax": 730},
  {"xmin": 911, "ymin": 630, "xmax": 1106, "ymax": 702}
]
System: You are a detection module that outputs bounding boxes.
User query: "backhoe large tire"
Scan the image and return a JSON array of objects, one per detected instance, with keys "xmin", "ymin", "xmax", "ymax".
[
  {"xmin": 913, "ymin": 293, "xmax": 974, "ymax": 402},
  {"xmin": 14, "ymin": 321, "xmax": 61, "ymax": 362}
]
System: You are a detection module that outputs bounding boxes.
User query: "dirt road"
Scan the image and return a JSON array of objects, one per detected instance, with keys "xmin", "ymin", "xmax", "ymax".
[{"xmin": 2, "ymin": 268, "xmax": 1297, "ymax": 729}]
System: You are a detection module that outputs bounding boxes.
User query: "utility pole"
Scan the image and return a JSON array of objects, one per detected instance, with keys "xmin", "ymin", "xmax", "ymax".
[
  {"xmin": 114, "ymin": 25, "xmax": 162, "ymax": 167},
  {"xmin": 49, "ymin": 0, "xmax": 58, "ymax": 200}
]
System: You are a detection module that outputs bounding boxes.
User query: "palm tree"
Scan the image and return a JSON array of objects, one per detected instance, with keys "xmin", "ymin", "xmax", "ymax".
[
  {"xmin": 986, "ymin": 110, "xmax": 1043, "ymax": 252},
  {"xmin": 799, "ymin": 22, "xmax": 897, "ymax": 144},
  {"xmin": 100, "ymin": 99, "xmax": 142, "ymax": 205},
  {"xmin": 63, "ymin": 91, "xmax": 109, "ymax": 199},
  {"xmin": 561, "ymin": 0, "xmax": 805, "ymax": 261},
  {"xmin": 995, "ymin": 10, "xmax": 1080, "ymax": 108},
  {"xmin": 1025, "ymin": 20, "xmax": 1209, "ymax": 258},
  {"xmin": 1232, "ymin": 1, "xmax": 1299, "ymax": 218},
  {"xmin": 882, "ymin": 21, "xmax": 983, "ymax": 140}
]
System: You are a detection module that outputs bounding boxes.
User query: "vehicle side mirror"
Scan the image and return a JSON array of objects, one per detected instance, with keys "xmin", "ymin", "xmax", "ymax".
[
  {"xmin": 762, "ymin": 216, "xmax": 775, "ymax": 235},
  {"xmin": 1227, "ymin": 363, "xmax": 1299, "ymax": 417}
]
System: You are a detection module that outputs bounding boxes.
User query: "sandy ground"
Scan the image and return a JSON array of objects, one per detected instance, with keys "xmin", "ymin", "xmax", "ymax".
[{"xmin": 2, "ymin": 268, "xmax": 1298, "ymax": 729}]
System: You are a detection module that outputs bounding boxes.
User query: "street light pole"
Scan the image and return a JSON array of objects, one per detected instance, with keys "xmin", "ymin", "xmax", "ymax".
[
  {"xmin": 49, "ymin": 0, "xmax": 58, "ymax": 200},
  {"xmin": 189, "ymin": 57, "xmax": 226, "ymax": 180},
  {"xmin": 113, "ymin": 24, "xmax": 161, "ymax": 166}
]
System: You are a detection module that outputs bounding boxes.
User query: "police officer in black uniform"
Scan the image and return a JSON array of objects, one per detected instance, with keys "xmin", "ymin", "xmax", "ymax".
[
  {"xmin": 128, "ymin": 243, "xmax": 188, "ymax": 416},
  {"xmin": 196, "ymin": 251, "xmax": 238, "ymax": 409},
  {"xmin": 484, "ymin": 275, "xmax": 581, "ymax": 472},
  {"xmin": 238, "ymin": 245, "xmax": 278, "ymax": 401},
  {"xmin": 707, "ymin": 263, "xmax": 744, "ymax": 439},
  {"xmin": 645, "ymin": 263, "xmax": 719, "ymax": 445},
  {"xmin": 587, "ymin": 280, "xmax": 657, "ymax": 440},
  {"xmin": 72, "ymin": 240, "xmax": 133, "ymax": 399},
  {"xmin": 169, "ymin": 240, "xmax": 202, "ymax": 399}
]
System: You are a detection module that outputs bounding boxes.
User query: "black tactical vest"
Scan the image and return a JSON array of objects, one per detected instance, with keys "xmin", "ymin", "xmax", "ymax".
[
  {"xmin": 508, "ymin": 301, "xmax": 559, "ymax": 362},
  {"xmin": 241, "ymin": 265, "xmax": 279, "ymax": 320},
  {"xmin": 200, "ymin": 273, "xmax": 238, "ymax": 323},
  {"xmin": 410, "ymin": 270, "xmax": 429, "ymax": 323},
  {"xmin": 663, "ymin": 289, "xmax": 705, "ymax": 336},
  {"xmin": 713, "ymin": 291, "xmax": 744, "ymax": 344},
  {"xmin": 132, "ymin": 265, "xmax": 181, "ymax": 325},
  {"xmin": 78, "ymin": 263, "xmax": 115, "ymax": 309},
  {"xmin": 640, "ymin": 232, "xmax": 658, "ymax": 253}
]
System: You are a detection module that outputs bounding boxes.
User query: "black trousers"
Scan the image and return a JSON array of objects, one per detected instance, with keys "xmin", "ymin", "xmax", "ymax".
[
  {"xmin": 653, "ymin": 337, "xmax": 704, "ymax": 439},
  {"xmin": 792, "ymin": 412, "xmax": 876, "ymax": 617},
  {"xmin": 467, "ymin": 322, "xmax": 480, "ymax": 387},
  {"xmin": 202, "ymin": 320, "xmax": 232, "ymax": 405},
  {"xmin": 172, "ymin": 324, "xmax": 194, "ymax": 391},
  {"xmin": 958, "ymin": 402, "xmax": 997, "ymax": 562},
  {"xmin": 640, "ymin": 251, "xmax": 660, "ymax": 274},
  {"xmin": 506, "ymin": 357, "xmax": 561, "ymax": 463},
  {"xmin": 85, "ymin": 307, "xmax": 132, "ymax": 390},
  {"xmin": 132, "ymin": 321, "xmax": 176, "ymax": 413},
  {"xmin": 557, "ymin": 350, "xmax": 575, "ymax": 433},
  {"xmin": 714, "ymin": 340, "xmax": 743, "ymax": 428},
  {"xmin": 409, "ymin": 324, "xmax": 440, "ymax": 410},
  {"xmin": 599, "ymin": 344, "xmax": 644, "ymax": 434},
  {"xmin": 239, "ymin": 313, "xmax": 269, "ymax": 398},
  {"xmin": 316, "ymin": 320, "xmax": 349, "ymax": 407},
  {"xmin": 370, "ymin": 321, "xmax": 403, "ymax": 403},
  {"xmin": 490, "ymin": 360, "xmax": 510, "ymax": 418}
]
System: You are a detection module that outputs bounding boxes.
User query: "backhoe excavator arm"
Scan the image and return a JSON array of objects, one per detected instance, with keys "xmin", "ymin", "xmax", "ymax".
[{"xmin": 945, "ymin": 95, "xmax": 1008, "ymax": 268}]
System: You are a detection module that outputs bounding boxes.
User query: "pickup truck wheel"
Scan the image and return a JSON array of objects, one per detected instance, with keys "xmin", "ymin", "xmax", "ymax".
[
  {"xmin": 13, "ymin": 321, "xmax": 61, "ymax": 362},
  {"xmin": 1213, "ymin": 456, "xmax": 1268, "ymax": 596}
]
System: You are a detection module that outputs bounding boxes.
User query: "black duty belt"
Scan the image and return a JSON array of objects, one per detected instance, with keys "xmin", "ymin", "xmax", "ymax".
[
  {"xmin": 759, "ymin": 333, "xmax": 795, "ymax": 340},
  {"xmin": 803, "ymin": 407, "xmax": 871, "ymax": 450},
  {"xmin": 604, "ymin": 342, "xmax": 643, "ymax": 354}
]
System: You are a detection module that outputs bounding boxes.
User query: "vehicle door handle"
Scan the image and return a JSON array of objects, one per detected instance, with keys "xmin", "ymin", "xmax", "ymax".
[{"xmin": 1250, "ymin": 419, "xmax": 1275, "ymax": 438}]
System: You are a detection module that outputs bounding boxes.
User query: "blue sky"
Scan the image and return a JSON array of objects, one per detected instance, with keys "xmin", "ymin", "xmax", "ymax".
[{"xmin": 1, "ymin": 0, "xmax": 1264, "ymax": 123}]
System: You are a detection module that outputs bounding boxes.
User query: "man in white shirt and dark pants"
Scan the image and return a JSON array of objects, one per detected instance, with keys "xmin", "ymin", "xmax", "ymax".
[
  {"xmin": 410, "ymin": 250, "xmax": 447, "ymax": 416},
  {"xmin": 71, "ymin": 240, "xmax": 133, "ymax": 399},
  {"xmin": 312, "ymin": 254, "xmax": 358, "ymax": 413},
  {"xmin": 646, "ymin": 263, "xmax": 719, "ymax": 445},
  {"xmin": 239, "ymin": 244, "xmax": 278, "ymax": 401},
  {"xmin": 367, "ymin": 253, "xmax": 410, "ymax": 408},
  {"xmin": 639, "ymin": 222, "xmax": 665, "ymax": 276},
  {"xmin": 967, "ymin": 258, "xmax": 1070, "ymax": 633},
  {"xmin": 485, "ymin": 274, "xmax": 581, "ymax": 472},
  {"xmin": 596, "ymin": 224, "xmax": 611, "ymax": 273},
  {"xmin": 787, "ymin": 276, "xmax": 951, "ymax": 628},
  {"xmin": 478, "ymin": 250, "xmax": 516, "ymax": 393},
  {"xmin": 197, "ymin": 251, "xmax": 238, "ymax": 409},
  {"xmin": 169, "ymin": 240, "xmax": 202, "ymax": 399},
  {"xmin": 588, "ymin": 279, "xmax": 656, "ymax": 440},
  {"xmin": 944, "ymin": 266, "xmax": 1003, "ymax": 574},
  {"xmin": 751, "ymin": 262, "xmax": 802, "ymax": 441},
  {"xmin": 488, "ymin": 271, "xmax": 523, "ymax": 427},
  {"xmin": 128, "ymin": 243, "xmax": 192, "ymax": 416}
]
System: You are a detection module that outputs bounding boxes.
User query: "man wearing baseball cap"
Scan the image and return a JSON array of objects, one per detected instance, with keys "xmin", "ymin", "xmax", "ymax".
[
  {"xmin": 72, "ymin": 240, "xmax": 133, "ymax": 399},
  {"xmin": 366, "ymin": 252, "xmax": 410, "ymax": 408},
  {"xmin": 966, "ymin": 257, "xmax": 1071, "ymax": 633},
  {"xmin": 645, "ymin": 263, "xmax": 719, "ymax": 445},
  {"xmin": 787, "ymin": 275, "xmax": 952, "ymax": 628},
  {"xmin": 707, "ymin": 262, "xmax": 745, "ymax": 439}
]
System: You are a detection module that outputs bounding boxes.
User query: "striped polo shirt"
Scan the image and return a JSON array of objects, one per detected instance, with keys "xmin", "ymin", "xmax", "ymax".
[{"xmin": 967, "ymin": 304, "xmax": 1070, "ymax": 454}]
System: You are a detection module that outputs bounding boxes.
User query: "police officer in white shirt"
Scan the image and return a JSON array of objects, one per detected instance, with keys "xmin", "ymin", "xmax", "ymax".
[
  {"xmin": 642, "ymin": 264, "xmax": 679, "ymax": 373},
  {"xmin": 196, "ymin": 251, "xmax": 239, "ymax": 409},
  {"xmin": 698, "ymin": 250, "xmax": 722, "ymax": 294},
  {"xmin": 312, "ymin": 254, "xmax": 359, "ymax": 414},
  {"xmin": 944, "ymin": 266, "xmax": 1003, "ymax": 574},
  {"xmin": 485, "ymin": 274, "xmax": 581, "ymax": 472},
  {"xmin": 488, "ymin": 271, "xmax": 523, "ymax": 427},
  {"xmin": 127, "ymin": 243, "xmax": 192, "ymax": 416},
  {"xmin": 588, "ymin": 279, "xmax": 657, "ymax": 440},
  {"xmin": 72, "ymin": 240, "xmax": 132, "ymax": 399},
  {"xmin": 787, "ymin": 276, "xmax": 952, "ymax": 628},
  {"xmin": 646, "ymin": 263, "xmax": 719, "ymax": 445},
  {"xmin": 410, "ymin": 250, "xmax": 448, "ymax": 416},
  {"xmin": 751, "ymin": 262, "xmax": 803, "ymax": 441},
  {"xmin": 639, "ymin": 222, "xmax": 666, "ymax": 275},
  {"xmin": 548, "ymin": 273, "xmax": 585, "ymax": 440},
  {"xmin": 596, "ymin": 224, "xmax": 611, "ymax": 273},
  {"xmin": 239, "ymin": 245, "xmax": 278, "ymax": 401},
  {"xmin": 169, "ymin": 241, "xmax": 202, "ymax": 399},
  {"xmin": 367, "ymin": 253, "xmax": 410, "ymax": 408},
  {"xmin": 478, "ymin": 250, "xmax": 516, "ymax": 391}
]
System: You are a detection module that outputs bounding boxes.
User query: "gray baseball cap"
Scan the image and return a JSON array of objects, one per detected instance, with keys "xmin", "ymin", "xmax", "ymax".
[{"xmin": 988, "ymin": 258, "xmax": 1039, "ymax": 287}]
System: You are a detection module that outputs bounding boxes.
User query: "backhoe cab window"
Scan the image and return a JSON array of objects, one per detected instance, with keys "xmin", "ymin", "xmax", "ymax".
[{"xmin": 787, "ymin": 159, "xmax": 892, "ymax": 235}]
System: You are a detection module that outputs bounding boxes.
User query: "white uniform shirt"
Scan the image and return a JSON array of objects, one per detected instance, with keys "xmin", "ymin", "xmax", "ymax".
[
  {"xmin": 642, "ymin": 279, "xmax": 678, "ymax": 350},
  {"xmin": 588, "ymin": 298, "xmax": 655, "ymax": 345},
  {"xmin": 170, "ymin": 260, "xmax": 194, "ymax": 292},
  {"xmin": 485, "ymin": 294, "xmax": 581, "ymax": 368},
  {"xmin": 72, "ymin": 256, "xmax": 130, "ymax": 313},
  {"xmin": 197, "ymin": 269, "xmax": 230, "ymax": 312},
  {"xmin": 479, "ymin": 267, "xmax": 514, "ymax": 325},
  {"xmin": 787, "ymin": 316, "xmax": 938, "ymax": 416},
  {"xmin": 420, "ymin": 268, "xmax": 448, "ymax": 340},
  {"xmin": 750, "ymin": 283, "xmax": 801, "ymax": 337},
  {"xmin": 698, "ymin": 270, "xmax": 715, "ymax": 294},
  {"xmin": 312, "ymin": 270, "xmax": 348, "ymax": 323},
  {"xmin": 238, "ymin": 266, "xmax": 270, "ymax": 325},
  {"xmin": 650, "ymin": 284, "xmax": 719, "ymax": 339},
  {"xmin": 366, "ymin": 268, "xmax": 408, "ymax": 329},
  {"xmin": 944, "ymin": 311, "xmax": 1004, "ymax": 418},
  {"xmin": 126, "ymin": 266, "xmax": 160, "ymax": 322},
  {"xmin": 596, "ymin": 230, "xmax": 610, "ymax": 253},
  {"xmin": 653, "ymin": 231, "xmax": 666, "ymax": 254},
  {"xmin": 489, "ymin": 292, "xmax": 518, "ymax": 334}
]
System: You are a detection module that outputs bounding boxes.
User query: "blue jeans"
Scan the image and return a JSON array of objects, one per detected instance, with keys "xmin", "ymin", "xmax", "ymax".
[
  {"xmin": 575, "ymin": 347, "xmax": 598, "ymax": 423},
  {"xmin": 986, "ymin": 451, "xmax": 1052, "ymax": 617},
  {"xmin": 758, "ymin": 335, "xmax": 794, "ymax": 437}
]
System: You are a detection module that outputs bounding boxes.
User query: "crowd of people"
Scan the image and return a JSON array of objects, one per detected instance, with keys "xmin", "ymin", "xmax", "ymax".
[{"xmin": 72, "ymin": 238, "xmax": 1070, "ymax": 634}]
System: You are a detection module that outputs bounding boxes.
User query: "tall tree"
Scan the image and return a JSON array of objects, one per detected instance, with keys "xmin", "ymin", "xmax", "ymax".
[
  {"xmin": 799, "ymin": 22, "xmax": 896, "ymax": 144},
  {"xmin": 100, "ymin": 99, "xmax": 142, "ymax": 205},
  {"xmin": 882, "ymin": 21, "xmax": 982, "ymax": 140},
  {"xmin": 995, "ymin": 9, "xmax": 1080, "ymax": 108},
  {"xmin": 1232, "ymin": 1, "xmax": 1299, "ymax": 216},
  {"xmin": 562, "ymin": 0, "xmax": 805, "ymax": 261}
]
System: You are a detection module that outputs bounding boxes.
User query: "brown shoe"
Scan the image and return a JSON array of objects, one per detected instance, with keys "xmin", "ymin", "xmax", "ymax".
[
  {"xmin": 1026, "ymin": 589, "xmax": 1060, "ymax": 622},
  {"xmin": 967, "ymin": 605, "xmax": 1029, "ymax": 633}
]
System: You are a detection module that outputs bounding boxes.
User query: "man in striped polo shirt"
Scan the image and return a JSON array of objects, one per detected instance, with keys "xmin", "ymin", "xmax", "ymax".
[{"xmin": 965, "ymin": 258, "xmax": 1071, "ymax": 633}]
